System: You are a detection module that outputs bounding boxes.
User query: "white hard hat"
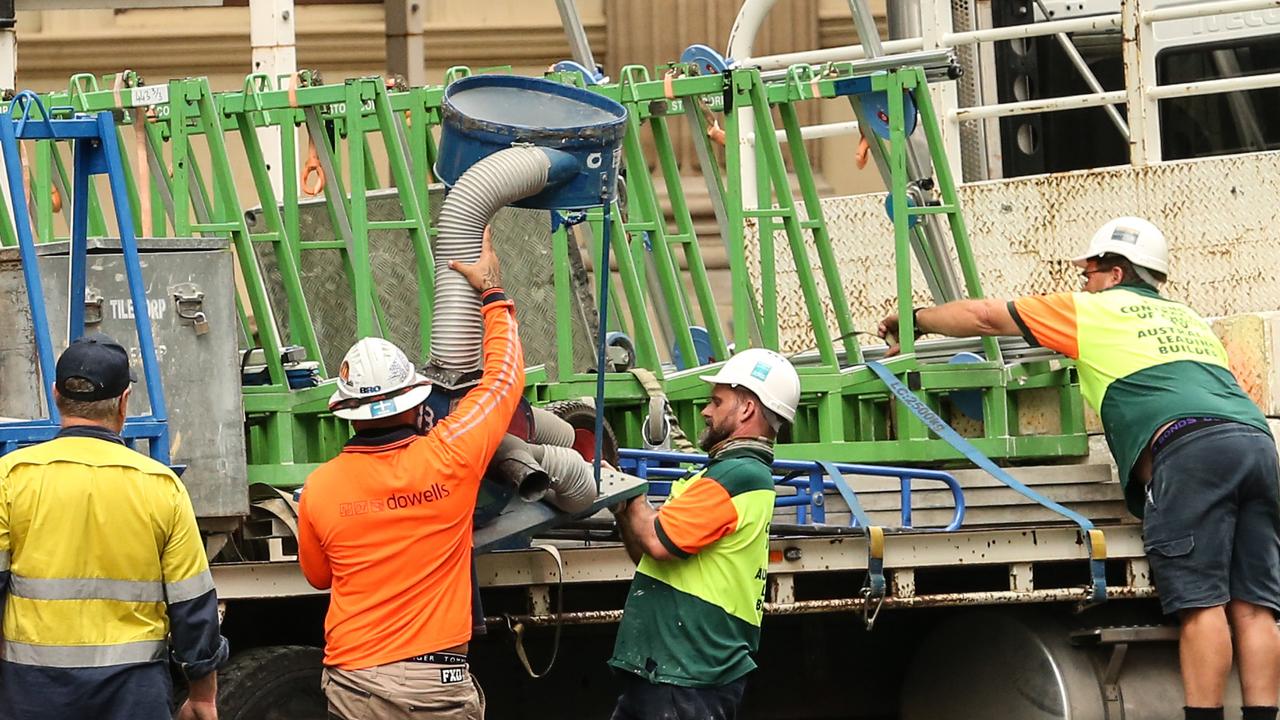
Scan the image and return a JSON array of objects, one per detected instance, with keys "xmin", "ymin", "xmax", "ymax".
[
  {"xmin": 328, "ymin": 337, "xmax": 432, "ymax": 421},
  {"xmin": 1072, "ymin": 216, "xmax": 1169, "ymax": 275},
  {"xmin": 699, "ymin": 348, "xmax": 800, "ymax": 423}
]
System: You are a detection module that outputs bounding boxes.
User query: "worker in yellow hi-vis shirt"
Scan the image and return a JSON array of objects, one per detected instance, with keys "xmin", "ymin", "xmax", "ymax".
[
  {"xmin": 0, "ymin": 335, "xmax": 229, "ymax": 720},
  {"xmin": 878, "ymin": 217, "xmax": 1280, "ymax": 720}
]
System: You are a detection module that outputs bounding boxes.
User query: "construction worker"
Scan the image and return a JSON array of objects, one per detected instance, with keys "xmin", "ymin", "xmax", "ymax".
[
  {"xmin": 297, "ymin": 229, "xmax": 522, "ymax": 720},
  {"xmin": 609, "ymin": 347, "xmax": 799, "ymax": 720},
  {"xmin": 879, "ymin": 216, "xmax": 1280, "ymax": 720},
  {"xmin": 0, "ymin": 334, "xmax": 228, "ymax": 720}
]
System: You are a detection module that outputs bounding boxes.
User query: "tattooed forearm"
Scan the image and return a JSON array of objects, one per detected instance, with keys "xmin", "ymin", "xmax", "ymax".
[{"xmin": 480, "ymin": 264, "xmax": 502, "ymax": 292}]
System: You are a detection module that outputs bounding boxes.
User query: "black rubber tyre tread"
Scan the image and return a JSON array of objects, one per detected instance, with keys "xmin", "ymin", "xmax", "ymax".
[
  {"xmin": 543, "ymin": 399, "xmax": 620, "ymax": 466},
  {"xmin": 216, "ymin": 645, "xmax": 325, "ymax": 720}
]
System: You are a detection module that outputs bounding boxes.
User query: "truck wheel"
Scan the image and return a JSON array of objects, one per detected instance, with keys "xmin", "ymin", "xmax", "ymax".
[
  {"xmin": 216, "ymin": 645, "xmax": 327, "ymax": 720},
  {"xmin": 544, "ymin": 399, "xmax": 618, "ymax": 466}
]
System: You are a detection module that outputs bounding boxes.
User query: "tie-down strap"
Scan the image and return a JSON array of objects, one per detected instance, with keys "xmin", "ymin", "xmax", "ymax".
[{"xmin": 864, "ymin": 360, "xmax": 1107, "ymax": 606}]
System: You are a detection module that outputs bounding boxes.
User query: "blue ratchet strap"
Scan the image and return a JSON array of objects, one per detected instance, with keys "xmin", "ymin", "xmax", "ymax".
[
  {"xmin": 818, "ymin": 460, "xmax": 887, "ymax": 627},
  {"xmin": 865, "ymin": 361, "xmax": 1108, "ymax": 606}
]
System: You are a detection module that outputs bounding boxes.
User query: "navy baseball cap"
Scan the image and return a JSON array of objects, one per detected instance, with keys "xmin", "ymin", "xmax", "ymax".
[{"xmin": 55, "ymin": 334, "xmax": 136, "ymax": 401}]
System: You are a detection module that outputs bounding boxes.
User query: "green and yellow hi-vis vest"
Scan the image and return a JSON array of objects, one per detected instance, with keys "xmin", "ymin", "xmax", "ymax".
[
  {"xmin": 1009, "ymin": 285, "xmax": 1269, "ymax": 516},
  {"xmin": 609, "ymin": 443, "xmax": 776, "ymax": 688}
]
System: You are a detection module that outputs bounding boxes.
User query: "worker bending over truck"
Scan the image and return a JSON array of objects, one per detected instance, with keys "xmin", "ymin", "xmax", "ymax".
[
  {"xmin": 297, "ymin": 228, "xmax": 523, "ymax": 720},
  {"xmin": 879, "ymin": 216, "xmax": 1280, "ymax": 720},
  {"xmin": 609, "ymin": 348, "xmax": 800, "ymax": 720}
]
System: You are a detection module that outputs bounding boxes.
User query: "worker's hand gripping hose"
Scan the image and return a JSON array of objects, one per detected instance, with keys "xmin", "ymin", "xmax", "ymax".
[{"xmin": 430, "ymin": 145, "xmax": 575, "ymax": 371}]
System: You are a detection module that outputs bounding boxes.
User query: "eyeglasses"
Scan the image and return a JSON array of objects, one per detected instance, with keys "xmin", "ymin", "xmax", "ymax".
[{"xmin": 1079, "ymin": 269, "xmax": 1108, "ymax": 281}]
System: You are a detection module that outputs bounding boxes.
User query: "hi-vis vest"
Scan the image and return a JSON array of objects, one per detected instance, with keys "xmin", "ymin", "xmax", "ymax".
[
  {"xmin": 1011, "ymin": 285, "xmax": 1269, "ymax": 515},
  {"xmin": 609, "ymin": 444, "xmax": 775, "ymax": 688},
  {"xmin": 0, "ymin": 436, "xmax": 214, "ymax": 668}
]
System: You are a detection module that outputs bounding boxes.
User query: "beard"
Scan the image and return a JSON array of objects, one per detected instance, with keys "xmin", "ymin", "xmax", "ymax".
[{"xmin": 698, "ymin": 420, "xmax": 734, "ymax": 452}]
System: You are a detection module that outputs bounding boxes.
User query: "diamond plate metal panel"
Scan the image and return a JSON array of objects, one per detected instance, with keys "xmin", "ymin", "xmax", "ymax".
[
  {"xmin": 247, "ymin": 187, "xmax": 598, "ymax": 377},
  {"xmin": 748, "ymin": 152, "xmax": 1280, "ymax": 354}
]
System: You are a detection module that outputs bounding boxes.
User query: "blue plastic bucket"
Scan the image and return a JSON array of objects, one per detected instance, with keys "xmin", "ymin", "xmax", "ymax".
[{"xmin": 435, "ymin": 75, "xmax": 627, "ymax": 210}]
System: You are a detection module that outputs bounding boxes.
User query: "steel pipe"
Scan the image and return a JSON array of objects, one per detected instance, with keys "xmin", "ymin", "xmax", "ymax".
[
  {"xmin": 944, "ymin": 14, "xmax": 1122, "ymax": 46},
  {"xmin": 745, "ymin": 38, "xmax": 926, "ymax": 71},
  {"xmin": 1147, "ymin": 71, "xmax": 1280, "ymax": 99},
  {"xmin": 953, "ymin": 90, "xmax": 1127, "ymax": 121},
  {"xmin": 1142, "ymin": 0, "xmax": 1280, "ymax": 23}
]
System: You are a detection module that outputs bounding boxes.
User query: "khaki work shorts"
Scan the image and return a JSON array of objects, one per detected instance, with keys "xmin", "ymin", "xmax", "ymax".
[{"xmin": 322, "ymin": 659, "xmax": 485, "ymax": 720}]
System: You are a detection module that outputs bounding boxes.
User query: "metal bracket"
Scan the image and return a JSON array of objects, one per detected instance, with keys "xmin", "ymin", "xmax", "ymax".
[
  {"xmin": 171, "ymin": 282, "xmax": 209, "ymax": 336},
  {"xmin": 83, "ymin": 287, "xmax": 103, "ymax": 326},
  {"xmin": 1101, "ymin": 642, "xmax": 1129, "ymax": 717}
]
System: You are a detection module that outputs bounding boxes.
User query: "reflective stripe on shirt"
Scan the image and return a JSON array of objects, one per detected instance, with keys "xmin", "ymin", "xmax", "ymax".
[
  {"xmin": 2, "ymin": 640, "xmax": 167, "ymax": 668},
  {"xmin": 10, "ymin": 575, "xmax": 165, "ymax": 603}
]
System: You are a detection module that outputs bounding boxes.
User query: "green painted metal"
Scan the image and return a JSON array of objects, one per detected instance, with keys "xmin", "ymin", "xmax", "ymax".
[{"xmin": 7, "ymin": 59, "xmax": 1088, "ymax": 485}]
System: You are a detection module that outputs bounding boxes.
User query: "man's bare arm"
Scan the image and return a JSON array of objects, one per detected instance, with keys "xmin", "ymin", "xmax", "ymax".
[
  {"xmin": 879, "ymin": 298, "xmax": 1021, "ymax": 347},
  {"xmin": 614, "ymin": 498, "xmax": 674, "ymax": 564}
]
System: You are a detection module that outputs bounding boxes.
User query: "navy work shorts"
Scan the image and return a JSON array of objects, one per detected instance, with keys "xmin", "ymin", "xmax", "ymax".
[
  {"xmin": 609, "ymin": 671, "xmax": 747, "ymax": 720},
  {"xmin": 1144, "ymin": 422, "xmax": 1280, "ymax": 616}
]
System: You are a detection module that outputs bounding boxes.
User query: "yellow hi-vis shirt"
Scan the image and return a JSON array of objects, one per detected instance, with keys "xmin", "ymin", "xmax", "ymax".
[
  {"xmin": 0, "ymin": 432, "xmax": 222, "ymax": 671},
  {"xmin": 1009, "ymin": 285, "xmax": 1269, "ymax": 516}
]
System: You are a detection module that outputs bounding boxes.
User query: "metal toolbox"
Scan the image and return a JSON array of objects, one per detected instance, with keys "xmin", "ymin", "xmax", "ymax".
[{"xmin": 0, "ymin": 238, "xmax": 248, "ymax": 520}]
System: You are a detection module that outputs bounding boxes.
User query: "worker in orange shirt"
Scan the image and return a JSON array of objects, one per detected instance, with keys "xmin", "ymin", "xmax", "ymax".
[{"xmin": 297, "ymin": 228, "xmax": 523, "ymax": 720}]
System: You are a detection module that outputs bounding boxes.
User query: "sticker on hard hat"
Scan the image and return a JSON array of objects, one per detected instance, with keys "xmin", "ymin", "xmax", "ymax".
[
  {"xmin": 369, "ymin": 399, "xmax": 399, "ymax": 417},
  {"xmin": 750, "ymin": 361, "xmax": 772, "ymax": 381},
  {"xmin": 1111, "ymin": 228, "xmax": 1139, "ymax": 244}
]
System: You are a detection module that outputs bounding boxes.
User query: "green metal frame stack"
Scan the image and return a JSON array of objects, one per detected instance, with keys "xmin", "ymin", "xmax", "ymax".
[{"xmin": 3, "ymin": 57, "xmax": 1087, "ymax": 484}]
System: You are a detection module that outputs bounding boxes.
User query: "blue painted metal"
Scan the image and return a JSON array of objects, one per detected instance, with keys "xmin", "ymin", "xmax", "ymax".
[
  {"xmin": 864, "ymin": 360, "xmax": 1107, "ymax": 604},
  {"xmin": 617, "ymin": 448, "xmax": 965, "ymax": 531},
  {"xmin": 883, "ymin": 192, "xmax": 921, "ymax": 229},
  {"xmin": 435, "ymin": 75, "xmax": 627, "ymax": 209},
  {"xmin": 592, "ymin": 201, "xmax": 613, "ymax": 488},
  {"xmin": 946, "ymin": 351, "xmax": 986, "ymax": 420},
  {"xmin": 860, "ymin": 89, "xmax": 918, "ymax": 139},
  {"xmin": 680, "ymin": 44, "xmax": 731, "ymax": 75},
  {"xmin": 829, "ymin": 76, "xmax": 876, "ymax": 97},
  {"xmin": 670, "ymin": 325, "xmax": 714, "ymax": 370},
  {"xmin": 0, "ymin": 92, "xmax": 170, "ymax": 464},
  {"xmin": 550, "ymin": 60, "xmax": 607, "ymax": 86}
]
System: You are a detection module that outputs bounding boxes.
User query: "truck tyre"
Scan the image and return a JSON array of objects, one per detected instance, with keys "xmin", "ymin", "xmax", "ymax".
[
  {"xmin": 216, "ymin": 645, "xmax": 327, "ymax": 720},
  {"xmin": 544, "ymin": 399, "xmax": 619, "ymax": 466}
]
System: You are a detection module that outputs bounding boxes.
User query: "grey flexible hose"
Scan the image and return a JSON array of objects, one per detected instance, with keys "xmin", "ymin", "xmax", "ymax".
[
  {"xmin": 431, "ymin": 146, "xmax": 553, "ymax": 371},
  {"xmin": 491, "ymin": 434, "xmax": 551, "ymax": 502},
  {"xmin": 529, "ymin": 407, "xmax": 577, "ymax": 447},
  {"xmin": 529, "ymin": 444, "xmax": 598, "ymax": 513}
]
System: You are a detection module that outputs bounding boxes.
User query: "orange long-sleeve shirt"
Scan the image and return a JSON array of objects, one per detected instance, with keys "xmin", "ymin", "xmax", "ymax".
[{"xmin": 297, "ymin": 293, "xmax": 524, "ymax": 670}]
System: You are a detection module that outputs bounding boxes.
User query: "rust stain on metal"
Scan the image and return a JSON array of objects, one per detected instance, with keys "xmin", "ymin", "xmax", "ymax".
[{"xmin": 488, "ymin": 586, "xmax": 1158, "ymax": 626}]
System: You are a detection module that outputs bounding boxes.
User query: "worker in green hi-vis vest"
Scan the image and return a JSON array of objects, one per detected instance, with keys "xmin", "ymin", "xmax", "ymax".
[
  {"xmin": 608, "ymin": 348, "xmax": 800, "ymax": 720},
  {"xmin": 879, "ymin": 216, "xmax": 1280, "ymax": 720}
]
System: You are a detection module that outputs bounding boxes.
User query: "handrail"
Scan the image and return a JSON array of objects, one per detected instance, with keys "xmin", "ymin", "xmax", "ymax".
[
  {"xmin": 617, "ymin": 448, "xmax": 966, "ymax": 532},
  {"xmin": 725, "ymin": 0, "xmax": 1280, "ymax": 170}
]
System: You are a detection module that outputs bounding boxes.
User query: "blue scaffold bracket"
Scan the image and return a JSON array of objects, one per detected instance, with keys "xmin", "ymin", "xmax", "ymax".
[
  {"xmin": 864, "ymin": 360, "xmax": 1108, "ymax": 608},
  {"xmin": 680, "ymin": 44, "xmax": 732, "ymax": 75}
]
